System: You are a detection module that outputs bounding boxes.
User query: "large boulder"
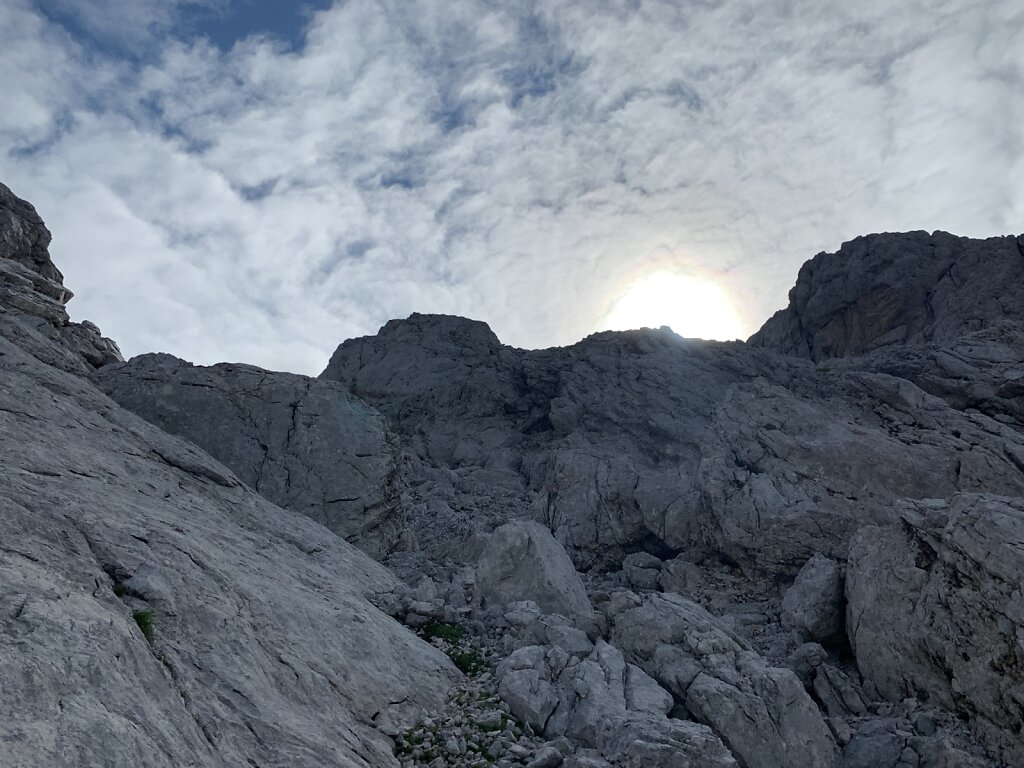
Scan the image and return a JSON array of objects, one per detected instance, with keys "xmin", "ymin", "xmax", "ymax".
[
  {"xmin": 609, "ymin": 593, "xmax": 839, "ymax": 768},
  {"xmin": 750, "ymin": 230, "xmax": 1024, "ymax": 360},
  {"xmin": 475, "ymin": 520, "xmax": 593, "ymax": 622},
  {"xmin": 780, "ymin": 554, "xmax": 844, "ymax": 642},
  {"xmin": 846, "ymin": 495, "xmax": 1024, "ymax": 764}
]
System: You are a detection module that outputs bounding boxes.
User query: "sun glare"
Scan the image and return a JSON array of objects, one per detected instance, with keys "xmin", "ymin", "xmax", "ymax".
[{"xmin": 598, "ymin": 271, "xmax": 744, "ymax": 341}]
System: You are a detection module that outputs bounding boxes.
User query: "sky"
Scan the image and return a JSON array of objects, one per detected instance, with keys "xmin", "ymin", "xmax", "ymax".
[{"xmin": 1, "ymin": 0, "xmax": 1021, "ymax": 375}]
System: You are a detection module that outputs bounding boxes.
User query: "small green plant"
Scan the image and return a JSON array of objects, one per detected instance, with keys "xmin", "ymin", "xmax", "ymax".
[
  {"xmin": 112, "ymin": 583, "xmax": 128, "ymax": 597},
  {"xmin": 418, "ymin": 619, "xmax": 463, "ymax": 644},
  {"xmin": 133, "ymin": 609, "xmax": 155, "ymax": 643},
  {"xmin": 450, "ymin": 648, "xmax": 487, "ymax": 676}
]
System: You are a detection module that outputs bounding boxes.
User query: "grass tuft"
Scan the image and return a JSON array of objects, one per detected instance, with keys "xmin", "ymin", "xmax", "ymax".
[
  {"xmin": 418, "ymin": 619, "xmax": 463, "ymax": 644},
  {"xmin": 133, "ymin": 609, "xmax": 155, "ymax": 643}
]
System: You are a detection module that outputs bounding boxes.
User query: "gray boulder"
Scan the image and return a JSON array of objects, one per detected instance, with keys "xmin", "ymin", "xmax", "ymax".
[
  {"xmin": 846, "ymin": 495, "xmax": 1024, "ymax": 764},
  {"xmin": 497, "ymin": 647, "xmax": 561, "ymax": 731},
  {"xmin": 475, "ymin": 520, "xmax": 593, "ymax": 622},
  {"xmin": 781, "ymin": 554, "xmax": 844, "ymax": 642}
]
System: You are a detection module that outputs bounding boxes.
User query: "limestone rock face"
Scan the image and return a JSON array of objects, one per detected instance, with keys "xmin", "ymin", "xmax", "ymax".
[
  {"xmin": 4, "ymin": 181, "xmax": 1023, "ymax": 768},
  {"xmin": 0, "ymin": 182, "xmax": 121, "ymax": 369},
  {"xmin": 750, "ymin": 231, "xmax": 1024, "ymax": 360},
  {"xmin": 0, "ymin": 180, "xmax": 71, "ymax": 328},
  {"xmin": 97, "ymin": 353, "xmax": 397, "ymax": 555},
  {"xmin": 688, "ymin": 369, "xmax": 1024, "ymax": 574},
  {"xmin": 0, "ymin": 181, "xmax": 63, "ymax": 289},
  {"xmin": 846, "ymin": 495, "xmax": 1024, "ymax": 764},
  {"xmin": 321, "ymin": 317, "xmax": 789, "ymax": 567},
  {"xmin": 0, "ymin": 192, "xmax": 458, "ymax": 767},
  {"xmin": 848, "ymin": 321, "xmax": 1024, "ymax": 431},
  {"xmin": 475, "ymin": 520, "xmax": 593, "ymax": 621}
]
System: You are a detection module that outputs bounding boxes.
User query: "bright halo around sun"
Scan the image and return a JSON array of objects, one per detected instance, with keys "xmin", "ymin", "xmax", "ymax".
[{"xmin": 599, "ymin": 271, "xmax": 744, "ymax": 341}]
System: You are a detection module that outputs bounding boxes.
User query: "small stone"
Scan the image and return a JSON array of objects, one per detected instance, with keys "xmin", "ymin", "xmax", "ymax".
[{"xmin": 526, "ymin": 746, "xmax": 564, "ymax": 768}]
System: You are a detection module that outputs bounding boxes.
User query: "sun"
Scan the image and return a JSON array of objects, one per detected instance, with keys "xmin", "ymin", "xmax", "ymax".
[{"xmin": 598, "ymin": 271, "xmax": 744, "ymax": 341}]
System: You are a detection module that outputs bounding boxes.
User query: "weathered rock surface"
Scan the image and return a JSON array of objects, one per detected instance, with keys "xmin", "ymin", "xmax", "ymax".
[
  {"xmin": 846, "ymin": 495, "xmax": 1024, "ymax": 764},
  {"xmin": 687, "ymin": 369, "xmax": 1024, "ymax": 574},
  {"xmin": 320, "ymin": 315, "xmax": 794, "ymax": 568},
  {"xmin": 476, "ymin": 520, "xmax": 594, "ymax": 622},
  {"xmin": 780, "ymin": 554, "xmax": 844, "ymax": 642},
  {"xmin": 495, "ymin": 641, "xmax": 738, "ymax": 767},
  {"xmin": 847, "ymin": 321, "xmax": 1024, "ymax": 431},
  {"xmin": 0, "ymin": 181, "xmax": 65, "ymax": 293},
  {"xmin": 0, "ymin": 185, "xmax": 458, "ymax": 768},
  {"xmin": 97, "ymin": 353, "xmax": 398, "ymax": 555},
  {"xmin": 0, "ymin": 183, "xmax": 122, "ymax": 374},
  {"xmin": 750, "ymin": 231, "xmax": 1024, "ymax": 360},
  {"xmin": 608, "ymin": 592, "xmax": 840, "ymax": 768}
]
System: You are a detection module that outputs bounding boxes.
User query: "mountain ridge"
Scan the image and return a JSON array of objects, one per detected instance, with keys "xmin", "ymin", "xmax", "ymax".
[{"xmin": 2, "ymin": 180, "xmax": 1022, "ymax": 768}]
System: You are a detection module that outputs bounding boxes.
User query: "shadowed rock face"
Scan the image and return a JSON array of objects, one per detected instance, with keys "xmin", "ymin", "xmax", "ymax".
[
  {"xmin": 97, "ymin": 353, "xmax": 400, "ymax": 557},
  {"xmin": 321, "ymin": 316, "xmax": 795, "ymax": 568},
  {"xmin": 847, "ymin": 495, "xmax": 1024, "ymax": 764},
  {"xmin": 750, "ymin": 231, "xmax": 1024, "ymax": 361}
]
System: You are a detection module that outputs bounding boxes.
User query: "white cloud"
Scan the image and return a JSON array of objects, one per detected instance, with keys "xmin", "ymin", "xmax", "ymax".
[{"xmin": 1, "ymin": 0, "xmax": 1020, "ymax": 374}]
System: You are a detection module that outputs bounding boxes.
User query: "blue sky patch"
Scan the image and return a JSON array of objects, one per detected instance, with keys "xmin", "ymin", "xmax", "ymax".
[{"xmin": 180, "ymin": 0, "xmax": 333, "ymax": 51}]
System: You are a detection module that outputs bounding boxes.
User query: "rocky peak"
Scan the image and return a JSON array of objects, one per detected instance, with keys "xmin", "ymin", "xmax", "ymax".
[
  {"xmin": 0, "ymin": 182, "xmax": 122, "ymax": 368},
  {"xmin": 0, "ymin": 181, "xmax": 62, "ymax": 288},
  {"xmin": 749, "ymin": 230, "xmax": 1024, "ymax": 360},
  {"xmin": 378, "ymin": 313, "xmax": 503, "ymax": 349}
]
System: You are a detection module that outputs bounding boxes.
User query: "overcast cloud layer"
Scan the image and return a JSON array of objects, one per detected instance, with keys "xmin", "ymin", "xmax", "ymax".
[{"xmin": 2, "ymin": 0, "xmax": 1021, "ymax": 374}]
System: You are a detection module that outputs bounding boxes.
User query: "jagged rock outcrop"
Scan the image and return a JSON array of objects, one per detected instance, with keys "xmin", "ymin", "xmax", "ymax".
[
  {"xmin": 0, "ymin": 184, "xmax": 458, "ymax": 767},
  {"xmin": 845, "ymin": 321, "xmax": 1024, "ymax": 431},
  {"xmin": 97, "ymin": 353, "xmax": 398, "ymax": 555},
  {"xmin": 0, "ymin": 181, "xmax": 123, "ymax": 370},
  {"xmin": 105, "ymin": 311, "xmax": 793, "ymax": 570},
  {"xmin": 846, "ymin": 495, "xmax": 1024, "ymax": 764},
  {"xmin": 750, "ymin": 231, "xmax": 1024, "ymax": 360}
]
